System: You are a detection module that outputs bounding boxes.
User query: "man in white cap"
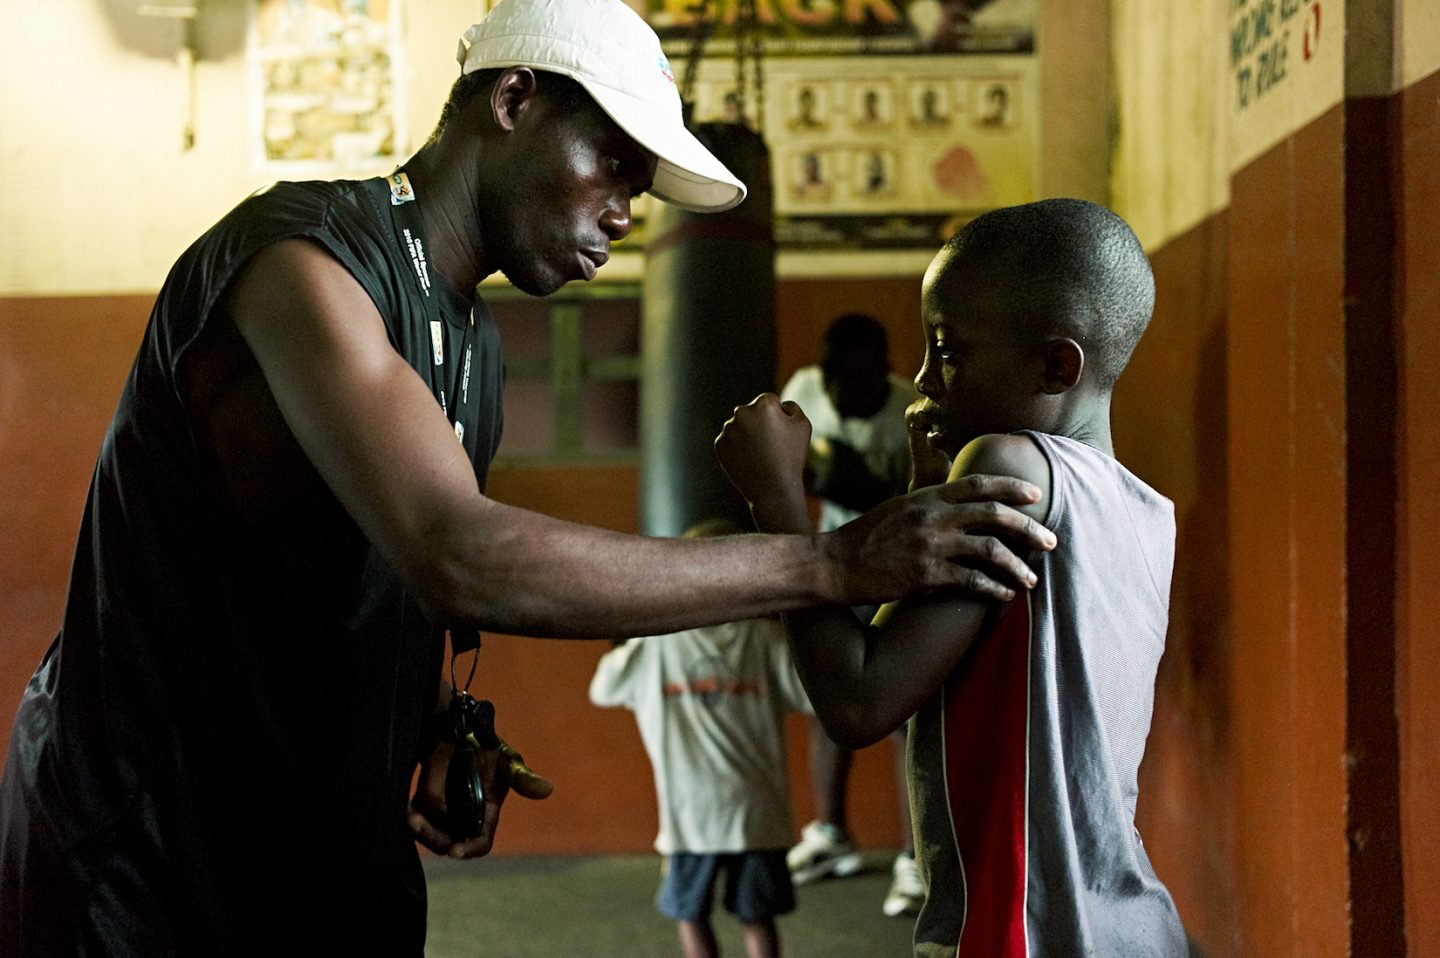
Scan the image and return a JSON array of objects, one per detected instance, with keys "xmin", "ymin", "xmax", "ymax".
[{"xmin": 0, "ymin": 0, "xmax": 1053, "ymax": 953}]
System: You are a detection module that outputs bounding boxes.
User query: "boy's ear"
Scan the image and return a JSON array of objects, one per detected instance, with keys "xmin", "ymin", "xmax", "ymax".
[{"xmin": 1040, "ymin": 338, "xmax": 1084, "ymax": 394}]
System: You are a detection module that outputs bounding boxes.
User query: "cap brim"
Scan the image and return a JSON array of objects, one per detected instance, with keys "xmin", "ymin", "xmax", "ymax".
[{"xmin": 577, "ymin": 81, "xmax": 748, "ymax": 213}]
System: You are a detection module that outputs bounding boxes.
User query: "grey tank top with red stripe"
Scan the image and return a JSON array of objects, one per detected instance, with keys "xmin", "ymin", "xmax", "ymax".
[{"xmin": 909, "ymin": 431, "xmax": 1188, "ymax": 957}]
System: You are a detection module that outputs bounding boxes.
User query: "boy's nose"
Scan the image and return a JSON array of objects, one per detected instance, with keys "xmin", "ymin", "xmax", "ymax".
[{"xmin": 914, "ymin": 363, "xmax": 937, "ymax": 398}]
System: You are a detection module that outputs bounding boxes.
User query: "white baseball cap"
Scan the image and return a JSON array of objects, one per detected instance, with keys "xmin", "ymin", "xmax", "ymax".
[{"xmin": 456, "ymin": 0, "xmax": 748, "ymax": 213}]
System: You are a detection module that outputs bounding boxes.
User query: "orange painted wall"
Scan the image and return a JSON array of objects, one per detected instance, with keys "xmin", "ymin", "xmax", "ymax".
[
  {"xmin": 1114, "ymin": 63, "xmax": 1440, "ymax": 958},
  {"xmin": 1226, "ymin": 105, "xmax": 1352, "ymax": 957},
  {"xmin": 1113, "ymin": 212, "xmax": 1236, "ymax": 956},
  {"xmin": 0, "ymin": 279, "xmax": 927, "ymax": 860},
  {"xmin": 1395, "ymin": 66, "xmax": 1440, "ymax": 956},
  {"xmin": 776, "ymin": 277, "xmax": 925, "ymax": 385},
  {"xmin": 0, "ymin": 295, "xmax": 153, "ymax": 733}
]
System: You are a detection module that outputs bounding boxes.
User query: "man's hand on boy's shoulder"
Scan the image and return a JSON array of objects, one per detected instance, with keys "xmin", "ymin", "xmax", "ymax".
[
  {"xmin": 823, "ymin": 474, "xmax": 1053, "ymax": 604},
  {"xmin": 716, "ymin": 394, "xmax": 1056, "ymax": 605}
]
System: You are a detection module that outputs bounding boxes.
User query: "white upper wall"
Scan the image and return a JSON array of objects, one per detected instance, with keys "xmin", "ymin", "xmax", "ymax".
[
  {"xmin": 1109, "ymin": 0, "xmax": 1381, "ymax": 251},
  {"xmin": 0, "ymin": 0, "xmax": 483, "ymax": 296},
  {"xmin": 0, "ymin": 0, "xmax": 1117, "ymax": 294},
  {"xmin": 1109, "ymin": 0, "xmax": 1232, "ymax": 251},
  {"xmin": 1401, "ymin": 0, "xmax": 1440, "ymax": 87},
  {"xmin": 9, "ymin": 0, "xmax": 1426, "ymax": 291},
  {"xmin": 1110, "ymin": 0, "xmax": 1437, "ymax": 253}
]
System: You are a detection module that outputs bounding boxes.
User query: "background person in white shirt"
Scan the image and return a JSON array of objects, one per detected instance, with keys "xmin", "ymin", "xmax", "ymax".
[{"xmin": 778, "ymin": 314, "xmax": 924, "ymax": 918}]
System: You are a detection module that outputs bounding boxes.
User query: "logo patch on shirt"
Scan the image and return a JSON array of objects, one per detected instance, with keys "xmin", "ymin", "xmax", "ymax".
[
  {"xmin": 388, "ymin": 170, "xmax": 415, "ymax": 205},
  {"xmin": 658, "ymin": 54, "xmax": 674, "ymax": 85}
]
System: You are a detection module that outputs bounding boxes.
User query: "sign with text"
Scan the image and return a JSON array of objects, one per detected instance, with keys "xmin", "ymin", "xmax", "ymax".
[
  {"xmin": 1227, "ymin": 0, "xmax": 1343, "ymax": 170},
  {"xmin": 648, "ymin": 0, "xmax": 1034, "ymax": 55}
]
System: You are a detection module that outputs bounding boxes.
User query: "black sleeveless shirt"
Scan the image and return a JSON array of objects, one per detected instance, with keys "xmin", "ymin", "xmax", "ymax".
[{"xmin": 2, "ymin": 179, "xmax": 503, "ymax": 955}]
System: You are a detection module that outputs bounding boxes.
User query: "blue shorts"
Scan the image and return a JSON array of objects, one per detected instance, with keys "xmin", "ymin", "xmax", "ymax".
[{"xmin": 658, "ymin": 850, "xmax": 795, "ymax": 924}]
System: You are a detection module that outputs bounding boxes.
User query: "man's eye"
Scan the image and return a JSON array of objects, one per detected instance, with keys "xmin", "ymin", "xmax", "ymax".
[{"xmin": 605, "ymin": 155, "xmax": 623, "ymax": 175}]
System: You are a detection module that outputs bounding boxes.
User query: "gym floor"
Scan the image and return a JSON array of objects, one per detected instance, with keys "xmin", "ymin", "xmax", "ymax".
[{"xmin": 424, "ymin": 851, "xmax": 914, "ymax": 957}]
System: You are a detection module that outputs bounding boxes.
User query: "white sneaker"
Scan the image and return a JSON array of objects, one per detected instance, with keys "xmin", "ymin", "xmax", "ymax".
[
  {"xmin": 787, "ymin": 820, "xmax": 865, "ymax": 886},
  {"xmin": 883, "ymin": 853, "xmax": 924, "ymax": 917}
]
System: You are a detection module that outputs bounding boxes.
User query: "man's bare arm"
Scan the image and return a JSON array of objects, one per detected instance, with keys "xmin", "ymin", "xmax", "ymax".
[
  {"xmin": 226, "ymin": 241, "xmax": 1048, "ymax": 638},
  {"xmin": 716, "ymin": 397, "xmax": 1053, "ymax": 746}
]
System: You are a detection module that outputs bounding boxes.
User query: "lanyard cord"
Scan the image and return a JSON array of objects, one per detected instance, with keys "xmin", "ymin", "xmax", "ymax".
[
  {"xmin": 384, "ymin": 170, "xmax": 474, "ymax": 429},
  {"xmin": 385, "ymin": 171, "xmax": 484, "ymax": 661},
  {"xmin": 450, "ymin": 635, "xmax": 480, "ymax": 695}
]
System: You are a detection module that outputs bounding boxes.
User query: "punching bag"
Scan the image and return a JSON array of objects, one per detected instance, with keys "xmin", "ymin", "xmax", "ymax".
[{"xmin": 641, "ymin": 122, "xmax": 775, "ymax": 538}]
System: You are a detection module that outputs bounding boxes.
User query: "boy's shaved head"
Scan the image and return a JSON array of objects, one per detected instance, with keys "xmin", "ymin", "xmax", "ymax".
[{"xmin": 934, "ymin": 199, "xmax": 1155, "ymax": 389}]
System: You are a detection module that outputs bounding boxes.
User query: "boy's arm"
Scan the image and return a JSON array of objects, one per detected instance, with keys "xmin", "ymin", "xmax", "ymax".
[
  {"xmin": 765, "ymin": 620, "xmax": 816, "ymax": 716},
  {"xmin": 823, "ymin": 434, "xmax": 1050, "ymax": 740},
  {"xmin": 716, "ymin": 397, "xmax": 1054, "ymax": 747}
]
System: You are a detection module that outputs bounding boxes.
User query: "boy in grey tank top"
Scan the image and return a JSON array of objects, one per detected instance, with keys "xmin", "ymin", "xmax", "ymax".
[{"xmin": 716, "ymin": 199, "xmax": 1188, "ymax": 956}]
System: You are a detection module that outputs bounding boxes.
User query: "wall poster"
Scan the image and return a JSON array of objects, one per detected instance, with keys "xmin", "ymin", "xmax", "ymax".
[
  {"xmin": 249, "ymin": 0, "xmax": 406, "ymax": 174},
  {"xmin": 642, "ymin": 0, "xmax": 1039, "ymax": 259}
]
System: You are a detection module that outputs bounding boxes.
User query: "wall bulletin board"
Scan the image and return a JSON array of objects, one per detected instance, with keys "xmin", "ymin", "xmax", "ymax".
[
  {"xmin": 647, "ymin": 0, "xmax": 1039, "ymax": 256},
  {"xmin": 249, "ymin": 0, "xmax": 407, "ymax": 174}
]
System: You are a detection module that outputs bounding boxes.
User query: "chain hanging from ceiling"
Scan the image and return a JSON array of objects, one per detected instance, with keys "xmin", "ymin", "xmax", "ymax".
[{"xmin": 678, "ymin": 0, "xmax": 766, "ymax": 132}]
